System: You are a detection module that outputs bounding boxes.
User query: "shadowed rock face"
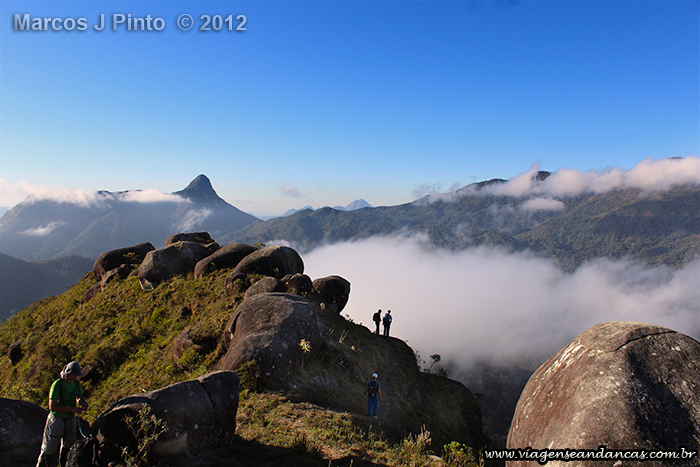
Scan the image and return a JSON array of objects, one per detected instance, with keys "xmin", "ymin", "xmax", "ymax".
[
  {"xmin": 232, "ymin": 246, "xmax": 304, "ymax": 279},
  {"xmin": 137, "ymin": 241, "xmax": 212, "ymax": 290},
  {"xmin": 507, "ymin": 321, "xmax": 700, "ymax": 467},
  {"xmin": 243, "ymin": 277, "xmax": 287, "ymax": 300},
  {"xmin": 221, "ymin": 293, "xmax": 322, "ymax": 386},
  {"xmin": 92, "ymin": 371, "xmax": 239, "ymax": 461},
  {"xmin": 0, "ymin": 398, "xmax": 48, "ymax": 452},
  {"xmin": 312, "ymin": 275, "xmax": 351, "ymax": 313},
  {"xmin": 93, "ymin": 242, "xmax": 155, "ymax": 281},
  {"xmin": 7, "ymin": 341, "xmax": 22, "ymax": 364},
  {"xmin": 194, "ymin": 243, "xmax": 257, "ymax": 279},
  {"xmin": 165, "ymin": 231, "xmax": 214, "ymax": 247},
  {"xmin": 284, "ymin": 273, "xmax": 313, "ymax": 295}
]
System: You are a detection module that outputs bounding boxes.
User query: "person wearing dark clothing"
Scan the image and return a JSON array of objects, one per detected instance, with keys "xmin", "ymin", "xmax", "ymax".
[
  {"xmin": 366, "ymin": 373, "xmax": 382, "ymax": 418},
  {"xmin": 373, "ymin": 309, "xmax": 382, "ymax": 335},
  {"xmin": 382, "ymin": 310, "xmax": 392, "ymax": 337}
]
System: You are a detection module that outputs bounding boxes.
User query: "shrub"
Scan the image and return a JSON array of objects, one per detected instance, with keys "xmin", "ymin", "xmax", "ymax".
[
  {"xmin": 443, "ymin": 441, "xmax": 480, "ymax": 467},
  {"xmin": 121, "ymin": 404, "xmax": 168, "ymax": 467}
]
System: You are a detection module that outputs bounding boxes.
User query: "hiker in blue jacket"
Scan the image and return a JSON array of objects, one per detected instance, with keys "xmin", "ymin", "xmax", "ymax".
[
  {"xmin": 382, "ymin": 310, "xmax": 392, "ymax": 337},
  {"xmin": 366, "ymin": 372, "xmax": 382, "ymax": 418}
]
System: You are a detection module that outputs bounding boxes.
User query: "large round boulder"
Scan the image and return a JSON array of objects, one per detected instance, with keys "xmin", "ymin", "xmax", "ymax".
[
  {"xmin": 164, "ymin": 231, "xmax": 214, "ymax": 247},
  {"xmin": 93, "ymin": 242, "xmax": 155, "ymax": 281},
  {"xmin": 311, "ymin": 275, "xmax": 351, "ymax": 313},
  {"xmin": 221, "ymin": 293, "xmax": 322, "ymax": 386},
  {"xmin": 0, "ymin": 398, "xmax": 48, "ymax": 452},
  {"xmin": 137, "ymin": 241, "xmax": 212, "ymax": 290},
  {"xmin": 507, "ymin": 321, "xmax": 700, "ymax": 466},
  {"xmin": 284, "ymin": 273, "xmax": 313, "ymax": 296},
  {"xmin": 194, "ymin": 243, "xmax": 257, "ymax": 279},
  {"xmin": 232, "ymin": 246, "xmax": 304, "ymax": 279},
  {"xmin": 243, "ymin": 277, "xmax": 287, "ymax": 300},
  {"xmin": 92, "ymin": 371, "xmax": 239, "ymax": 462}
]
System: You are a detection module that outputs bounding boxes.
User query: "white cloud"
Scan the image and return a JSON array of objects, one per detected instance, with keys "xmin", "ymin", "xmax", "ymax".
[
  {"xmin": 0, "ymin": 179, "xmax": 188, "ymax": 208},
  {"xmin": 484, "ymin": 157, "xmax": 700, "ymax": 198},
  {"xmin": 115, "ymin": 189, "xmax": 187, "ymax": 204},
  {"xmin": 281, "ymin": 187, "xmax": 303, "ymax": 198},
  {"xmin": 304, "ymin": 236, "xmax": 700, "ymax": 372},
  {"xmin": 520, "ymin": 197, "xmax": 566, "ymax": 212},
  {"xmin": 21, "ymin": 220, "xmax": 67, "ymax": 236},
  {"xmin": 176, "ymin": 208, "xmax": 213, "ymax": 232}
]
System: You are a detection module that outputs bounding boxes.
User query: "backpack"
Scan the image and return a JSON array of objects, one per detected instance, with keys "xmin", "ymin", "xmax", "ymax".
[
  {"xmin": 367, "ymin": 380, "xmax": 379, "ymax": 397},
  {"xmin": 383, "ymin": 314, "xmax": 392, "ymax": 325}
]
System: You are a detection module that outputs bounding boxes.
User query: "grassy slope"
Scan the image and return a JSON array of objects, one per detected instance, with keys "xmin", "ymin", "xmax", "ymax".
[{"xmin": 0, "ymin": 270, "xmax": 486, "ymax": 466}]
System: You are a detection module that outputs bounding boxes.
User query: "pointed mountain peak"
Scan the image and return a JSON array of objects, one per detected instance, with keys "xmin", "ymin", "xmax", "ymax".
[{"xmin": 173, "ymin": 175, "xmax": 227, "ymax": 205}]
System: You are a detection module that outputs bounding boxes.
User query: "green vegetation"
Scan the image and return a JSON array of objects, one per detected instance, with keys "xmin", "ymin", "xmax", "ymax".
[
  {"xmin": 0, "ymin": 253, "xmax": 93, "ymax": 322},
  {"xmin": 222, "ymin": 187, "xmax": 700, "ymax": 271},
  {"xmin": 0, "ymin": 268, "xmax": 489, "ymax": 466},
  {"xmin": 121, "ymin": 405, "xmax": 169, "ymax": 467}
]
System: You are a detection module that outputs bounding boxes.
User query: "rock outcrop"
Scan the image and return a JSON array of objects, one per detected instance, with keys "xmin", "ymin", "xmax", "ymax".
[
  {"xmin": 93, "ymin": 371, "xmax": 240, "ymax": 462},
  {"xmin": 284, "ymin": 273, "xmax": 313, "ymax": 295},
  {"xmin": 194, "ymin": 243, "xmax": 257, "ymax": 279},
  {"xmin": 0, "ymin": 398, "xmax": 48, "ymax": 453},
  {"xmin": 221, "ymin": 293, "xmax": 322, "ymax": 385},
  {"xmin": 312, "ymin": 275, "xmax": 351, "ymax": 313},
  {"xmin": 233, "ymin": 245, "xmax": 304, "ymax": 278},
  {"xmin": 6, "ymin": 341, "xmax": 22, "ymax": 364},
  {"xmin": 164, "ymin": 231, "xmax": 214, "ymax": 247},
  {"xmin": 507, "ymin": 321, "xmax": 700, "ymax": 466},
  {"xmin": 93, "ymin": 242, "xmax": 155, "ymax": 281},
  {"xmin": 137, "ymin": 241, "xmax": 212, "ymax": 290},
  {"xmin": 243, "ymin": 277, "xmax": 287, "ymax": 300}
]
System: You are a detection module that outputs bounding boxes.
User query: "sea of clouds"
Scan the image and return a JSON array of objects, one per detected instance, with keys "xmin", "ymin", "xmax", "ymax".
[{"xmin": 304, "ymin": 235, "xmax": 700, "ymax": 372}]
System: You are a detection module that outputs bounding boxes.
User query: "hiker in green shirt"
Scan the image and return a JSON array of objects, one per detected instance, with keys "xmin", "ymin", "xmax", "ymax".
[{"xmin": 36, "ymin": 361, "xmax": 89, "ymax": 467}]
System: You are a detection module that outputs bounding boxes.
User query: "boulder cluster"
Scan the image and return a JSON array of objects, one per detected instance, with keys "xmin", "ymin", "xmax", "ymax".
[{"xmin": 5, "ymin": 231, "xmax": 354, "ymax": 466}]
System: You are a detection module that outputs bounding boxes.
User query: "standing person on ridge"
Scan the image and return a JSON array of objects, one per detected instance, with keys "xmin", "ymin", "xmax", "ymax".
[
  {"xmin": 36, "ymin": 361, "xmax": 88, "ymax": 467},
  {"xmin": 373, "ymin": 309, "xmax": 382, "ymax": 335},
  {"xmin": 382, "ymin": 309, "xmax": 392, "ymax": 337},
  {"xmin": 366, "ymin": 372, "xmax": 382, "ymax": 418}
]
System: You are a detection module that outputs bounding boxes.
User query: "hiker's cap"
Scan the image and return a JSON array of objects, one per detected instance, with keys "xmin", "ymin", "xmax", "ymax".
[
  {"xmin": 61, "ymin": 361, "xmax": 83, "ymax": 378},
  {"xmin": 372, "ymin": 373, "xmax": 378, "ymax": 379}
]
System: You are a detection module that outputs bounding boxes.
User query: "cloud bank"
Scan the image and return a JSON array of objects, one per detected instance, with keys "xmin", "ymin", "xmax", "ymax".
[
  {"xmin": 304, "ymin": 235, "xmax": 700, "ymax": 371},
  {"xmin": 484, "ymin": 157, "xmax": 700, "ymax": 198},
  {"xmin": 0, "ymin": 179, "xmax": 188, "ymax": 208}
]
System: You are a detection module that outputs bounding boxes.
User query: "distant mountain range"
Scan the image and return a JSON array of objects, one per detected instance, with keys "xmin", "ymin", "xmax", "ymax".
[
  {"xmin": 0, "ymin": 253, "xmax": 93, "ymax": 321},
  {"xmin": 223, "ymin": 176, "xmax": 700, "ymax": 272},
  {"xmin": 278, "ymin": 199, "xmax": 373, "ymax": 218},
  {"xmin": 3, "ymin": 172, "xmax": 700, "ymax": 320},
  {"xmin": 0, "ymin": 175, "xmax": 259, "ymax": 261}
]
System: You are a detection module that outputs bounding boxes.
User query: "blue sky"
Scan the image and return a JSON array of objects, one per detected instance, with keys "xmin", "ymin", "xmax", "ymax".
[{"xmin": 1, "ymin": 0, "xmax": 698, "ymax": 217}]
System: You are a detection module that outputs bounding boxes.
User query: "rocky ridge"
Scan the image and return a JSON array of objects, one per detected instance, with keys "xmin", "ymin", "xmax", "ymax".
[{"xmin": 0, "ymin": 231, "xmax": 487, "ymax": 466}]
